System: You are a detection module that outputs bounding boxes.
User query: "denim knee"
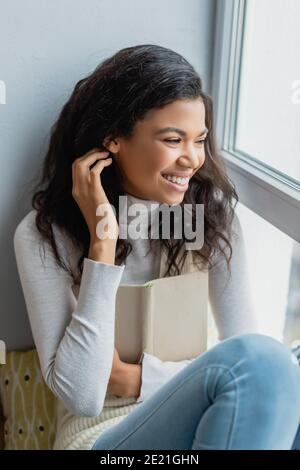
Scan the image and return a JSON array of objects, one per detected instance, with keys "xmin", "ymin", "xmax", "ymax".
[{"xmin": 226, "ymin": 333, "xmax": 300, "ymax": 386}]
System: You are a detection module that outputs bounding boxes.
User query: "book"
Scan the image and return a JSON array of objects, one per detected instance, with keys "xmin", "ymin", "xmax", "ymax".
[
  {"xmin": 115, "ymin": 268, "xmax": 208, "ymax": 364},
  {"xmin": 71, "ymin": 247, "xmax": 209, "ymax": 365}
]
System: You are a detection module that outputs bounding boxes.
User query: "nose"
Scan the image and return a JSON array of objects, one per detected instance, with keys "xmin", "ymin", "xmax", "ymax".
[
  {"xmin": 178, "ymin": 156, "xmax": 205, "ymax": 170},
  {"xmin": 177, "ymin": 151, "xmax": 204, "ymax": 171}
]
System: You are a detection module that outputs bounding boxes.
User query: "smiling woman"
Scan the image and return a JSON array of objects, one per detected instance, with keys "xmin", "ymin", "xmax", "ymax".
[
  {"xmin": 29, "ymin": 44, "xmax": 237, "ymax": 279},
  {"xmin": 12, "ymin": 44, "xmax": 300, "ymax": 451}
]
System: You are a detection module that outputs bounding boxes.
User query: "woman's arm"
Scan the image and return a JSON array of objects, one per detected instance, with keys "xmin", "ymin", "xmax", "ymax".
[{"xmin": 13, "ymin": 210, "xmax": 125, "ymax": 417}]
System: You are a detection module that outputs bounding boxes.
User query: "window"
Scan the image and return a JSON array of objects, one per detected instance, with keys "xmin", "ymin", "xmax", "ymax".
[
  {"xmin": 236, "ymin": 202, "xmax": 299, "ymax": 344},
  {"xmin": 211, "ymin": 0, "xmax": 300, "ymax": 344},
  {"xmin": 235, "ymin": 0, "xmax": 300, "ymax": 184},
  {"xmin": 212, "ymin": 0, "xmax": 300, "ymax": 243}
]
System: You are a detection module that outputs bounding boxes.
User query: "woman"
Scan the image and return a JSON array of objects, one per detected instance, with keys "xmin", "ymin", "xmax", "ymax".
[{"xmin": 13, "ymin": 44, "xmax": 300, "ymax": 450}]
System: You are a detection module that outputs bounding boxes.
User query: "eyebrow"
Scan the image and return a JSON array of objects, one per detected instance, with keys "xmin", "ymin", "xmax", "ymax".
[{"xmin": 154, "ymin": 126, "xmax": 209, "ymax": 138}]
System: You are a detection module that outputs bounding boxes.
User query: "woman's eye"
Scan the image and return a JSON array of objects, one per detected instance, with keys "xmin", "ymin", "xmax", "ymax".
[{"xmin": 164, "ymin": 139, "xmax": 206, "ymax": 145}]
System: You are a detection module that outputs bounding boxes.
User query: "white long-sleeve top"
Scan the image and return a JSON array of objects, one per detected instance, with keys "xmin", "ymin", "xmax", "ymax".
[{"xmin": 13, "ymin": 193, "xmax": 259, "ymax": 449}]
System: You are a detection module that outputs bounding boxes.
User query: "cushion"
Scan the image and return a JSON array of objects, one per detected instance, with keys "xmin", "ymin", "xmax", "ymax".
[{"xmin": 0, "ymin": 349, "xmax": 57, "ymax": 450}]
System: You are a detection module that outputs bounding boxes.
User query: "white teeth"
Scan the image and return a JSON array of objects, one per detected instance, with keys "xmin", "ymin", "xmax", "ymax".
[{"xmin": 162, "ymin": 174, "xmax": 189, "ymax": 186}]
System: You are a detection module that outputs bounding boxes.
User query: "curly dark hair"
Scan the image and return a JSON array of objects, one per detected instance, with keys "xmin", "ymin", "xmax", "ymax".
[{"xmin": 30, "ymin": 43, "xmax": 238, "ymax": 283}]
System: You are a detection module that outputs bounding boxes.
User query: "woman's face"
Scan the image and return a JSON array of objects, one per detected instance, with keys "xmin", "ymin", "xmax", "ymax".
[{"xmin": 104, "ymin": 98, "xmax": 207, "ymax": 205}]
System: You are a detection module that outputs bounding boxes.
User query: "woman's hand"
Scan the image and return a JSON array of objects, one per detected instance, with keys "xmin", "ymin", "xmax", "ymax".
[
  {"xmin": 110, "ymin": 347, "xmax": 124, "ymax": 374},
  {"xmin": 107, "ymin": 347, "xmax": 127, "ymax": 396},
  {"xmin": 107, "ymin": 348, "xmax": 142, "ymax": 398},
  {"xmin": 71, "ymin": 148, "xmax": 119, "ymax": 247}
]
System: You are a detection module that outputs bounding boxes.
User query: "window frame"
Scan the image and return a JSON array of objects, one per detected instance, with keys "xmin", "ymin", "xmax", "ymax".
[{"xmin": 211, "ymin": 0, "xmax": 300, "ymax": 243}]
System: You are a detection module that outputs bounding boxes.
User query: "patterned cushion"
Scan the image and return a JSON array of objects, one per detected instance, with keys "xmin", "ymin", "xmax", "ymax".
[{"xmin": 0, "ymin": 349, "xmax": 57, "ymax": 450}]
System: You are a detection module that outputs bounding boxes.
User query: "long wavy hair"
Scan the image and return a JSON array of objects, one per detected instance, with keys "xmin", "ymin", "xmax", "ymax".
[{"xmin": 30, "ymin": 44, "xmax": 238, "ymax": 283}]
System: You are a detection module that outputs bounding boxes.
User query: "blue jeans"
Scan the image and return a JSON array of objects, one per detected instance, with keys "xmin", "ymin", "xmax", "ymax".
[{"xmin": 91, "ymin": 333, "xmax": 300, "ymax": 450}]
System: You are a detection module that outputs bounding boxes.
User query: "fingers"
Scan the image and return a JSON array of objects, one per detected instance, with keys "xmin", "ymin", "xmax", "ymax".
[
  {"xmin": 89, "ymin": 157, "xmax": 112, "ymax": 191},
  {"xmin": 90, "ymin": 156, "xmax": 112, "ymax": 177},
  {"xmin": 72, "ymin": 149, "xmax": 111, "ymax": 193},
  {"xmin": 79, "ymin": 148, "xmax": 109, "ymax": 163},
  {"xmin": 75, "ymin": 150, "xmax": 110, "ymax": 177}
]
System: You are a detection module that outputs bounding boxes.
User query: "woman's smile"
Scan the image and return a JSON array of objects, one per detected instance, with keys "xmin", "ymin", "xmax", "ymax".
[{"xmin": 160, "ymin": 173, "xmax": 190, "ymax": 193}]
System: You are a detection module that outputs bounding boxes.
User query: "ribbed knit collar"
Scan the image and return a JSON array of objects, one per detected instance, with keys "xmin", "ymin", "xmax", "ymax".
[
  {"xmin": 118, "ymin": 193, "xmax": 161, "ymax": 229},
  {"xmin": 126, "ymin": 193, "xmax": 160, "ymax": 211}
]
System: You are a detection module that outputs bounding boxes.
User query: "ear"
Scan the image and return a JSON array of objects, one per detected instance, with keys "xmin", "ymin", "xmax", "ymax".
[{"xmin": 102, "ymin": 136, "xmax": 119, "ymax": 154}]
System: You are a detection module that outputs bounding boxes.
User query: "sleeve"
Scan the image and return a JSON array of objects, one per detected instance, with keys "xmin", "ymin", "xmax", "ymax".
[
  {"xmin": 208, "ymin": 211, "xmax": 260, "ymax": 341},
  {"xmin": 13, "ymin": 213, "xmax": 125, "ymax": 418},
  {"xmin": 135, "ymin": 352, "xmax": 196, "ymax": 403}
]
